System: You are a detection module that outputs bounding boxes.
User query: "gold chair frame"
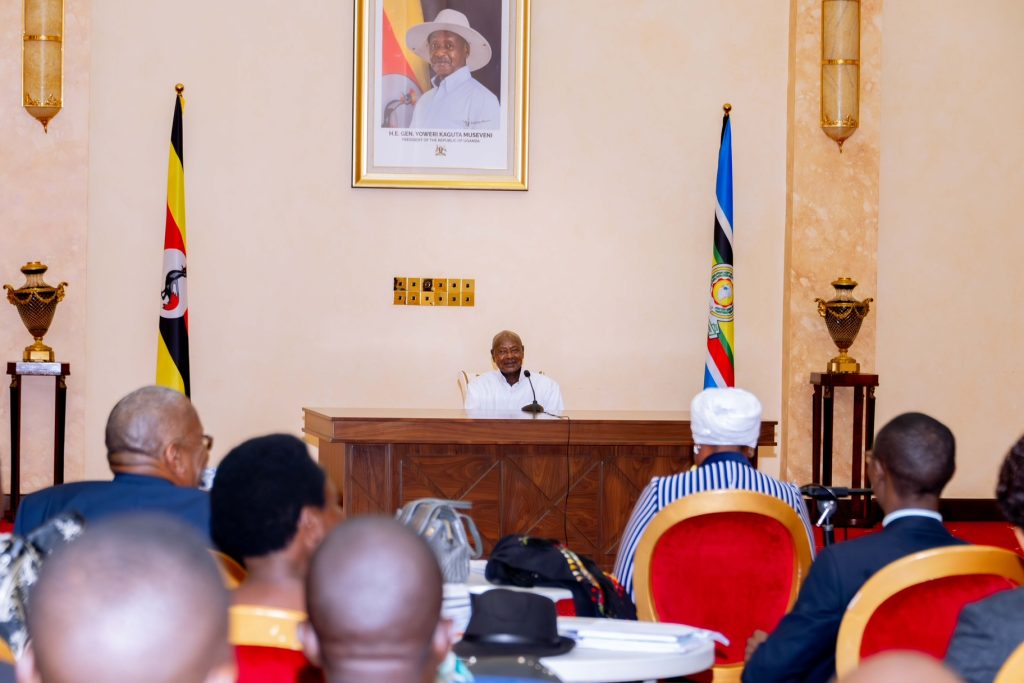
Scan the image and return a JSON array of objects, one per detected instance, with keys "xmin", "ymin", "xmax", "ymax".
[
  {"xmin": 209, "ymin": 549, "xmax": 248, "ymax": 589},
  {"xmin": 995, "ymin": 639, "xmax": 1024, "ymax": 683},
  {"xmin": 229, "ymin": 605, "xmax": 307, "ymax": 651},
  {"xmin": 835, "ymin": 545, "xmax": 1024, "ymax": 679},
  {"xmin": 634, "ymin": 489, "xmax": 815, "ymax": 682}
]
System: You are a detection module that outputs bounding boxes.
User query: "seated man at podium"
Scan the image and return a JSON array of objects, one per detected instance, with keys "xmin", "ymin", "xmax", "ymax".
[
  {"xmin": 613, "ymin": 387, "xmax": 814, "ymax": 599},
  {"xmin": 464, "ymin": 330, "xmax": 563, "ymax": 414}
]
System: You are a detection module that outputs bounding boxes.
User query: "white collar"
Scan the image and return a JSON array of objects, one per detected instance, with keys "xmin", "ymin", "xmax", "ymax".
[
  {"xmin": 432, "ymin": 65, "xmax": 472, "ymax": 91},
  {"xmin": 882, "ymin": 508, "xmax": 943, "ymax": 527}
]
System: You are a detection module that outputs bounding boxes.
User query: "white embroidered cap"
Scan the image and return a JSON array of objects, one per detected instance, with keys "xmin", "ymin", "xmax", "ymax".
[{"xmin": 690, "ymin": 387, "xmax": 763, "ymax": 448}]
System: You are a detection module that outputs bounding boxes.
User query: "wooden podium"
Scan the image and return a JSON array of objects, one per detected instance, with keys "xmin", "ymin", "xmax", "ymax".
[{"xmin": 303, "ymin": 408, "xmax": 777, "ymax": 569}]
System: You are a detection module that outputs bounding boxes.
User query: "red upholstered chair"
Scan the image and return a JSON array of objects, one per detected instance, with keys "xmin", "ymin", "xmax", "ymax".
[
  {"xmin": 835, "ymin": 545, "xmax": 1024, "ymax": 679},
  {"xmin": 230, "ymin": 605, "xmax": 323, "ymax": 683},
  {"xmin": 633, "ymin": 490, "xmax": 814, "ymax": 682}
]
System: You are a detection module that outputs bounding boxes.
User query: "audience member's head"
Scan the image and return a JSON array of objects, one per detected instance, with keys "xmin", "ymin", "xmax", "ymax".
[
  {"xmin": 19, "ymin": 514, "xmax": 234, "ymax": 683},
  {"xmin": 996, "ymin": 435, "xmax": 1024, "ymax": 528},
  {"xmin": 870, "ymin": 413, "xmax": 955, "ymax": 511},
  {"xmin": 839, "ymin": 651, "xmax": 964, "ymax": 683},
  {"xmin": 690, "ymin": 387, "xmax": 762, "ymax": 461},
  {"xmin": 104, "ymin": 385, "xmax": 209, "ymax": 487},
  {"xmin": 303, "ymin": 516, "xmax": 449, "ymax": 683},
  {"xmin": 211, "ymin": 434, "xmax": 342, "ymax": 607}
]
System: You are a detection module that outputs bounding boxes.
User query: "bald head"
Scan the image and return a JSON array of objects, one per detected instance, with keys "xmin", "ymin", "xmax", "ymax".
[
  {"xmin": 306, "ymin": 517, "xmax": 444, "ymax": 680},
  {"xmin": 490, "ymin": 330, "xmax": 523, "ymax": 351},
  {"xmin": 104, "ymin": 386, "xmax": 208, "ymax": 486},
  {"xmin": 841, "ymin": 651, "xmax": 964, "ymax": 683},
  {"xmin": 23, "ymin": 514, "xmax": 233, "ymax": 683}
]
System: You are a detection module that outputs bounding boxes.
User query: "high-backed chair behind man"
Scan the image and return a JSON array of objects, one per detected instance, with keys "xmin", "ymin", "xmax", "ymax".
[
  {"xmin": 834, "ymin": 545, "xmax": 1024, "ymax": 678},
  {"xmin": 633, "ymin": 489, "xmax": 814, "ymax": 682}
]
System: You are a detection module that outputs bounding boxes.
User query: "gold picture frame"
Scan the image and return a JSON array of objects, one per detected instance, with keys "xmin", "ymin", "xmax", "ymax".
[{"xmin": 352, "ymin": 0, "xmax": 530, "ymax": 190}]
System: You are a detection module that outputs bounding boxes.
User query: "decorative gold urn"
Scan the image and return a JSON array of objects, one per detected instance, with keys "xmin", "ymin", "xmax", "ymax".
[
  {"xmin": 815, "ymin": 277, "xmax": 872, "ymax": 374},
  {"xmin": 4, "ymin": 262, "xmax": 67, "ymax": 362}
]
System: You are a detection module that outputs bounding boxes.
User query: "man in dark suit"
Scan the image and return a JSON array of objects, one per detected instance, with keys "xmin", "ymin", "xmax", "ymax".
[
  {"xmin": 945, "ymin": 434, "xmax": 1024, "ymax": 683},
  {"xmin": 743, "ymin": 412, "xmax": 964, "ymax": 683},
  {"xmin": 14, "ymin": 385, "xmax": 212, "ymax": 539}
]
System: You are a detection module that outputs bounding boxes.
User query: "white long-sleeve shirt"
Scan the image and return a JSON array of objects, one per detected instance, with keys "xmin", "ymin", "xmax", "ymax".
[
  {"xmin": 464, "ymin": 369, "xmax": 564, "ymax": 414},
  {"xmin": 411, "ymin": 66, "xmax": 500, "ymax": 130}
]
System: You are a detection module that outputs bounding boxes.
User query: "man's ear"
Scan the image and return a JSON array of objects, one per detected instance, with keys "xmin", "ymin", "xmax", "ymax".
[
  {"xmin": 297, "ymin": 507, "xmax": 326, "ymax": 552},
  {"xmin": 298, "ymin": 620, "xmax": 322, "ymax": 667},
  {"xmin": 161, "ymin": 440, "xmax": 187, "ymax": 478},
  {"xmin": 430, "ymin": 618, "xmax": 454, "ymax": 672},
  {"xmin": 16, "ymin": 643, "xmax": 44, "ymax": 683}
]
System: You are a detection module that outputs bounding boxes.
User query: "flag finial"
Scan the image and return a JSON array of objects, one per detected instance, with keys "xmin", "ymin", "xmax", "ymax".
[
  {"xmin": 175, "ymin": 83, "xmax": 185, "ymax": 95},
  {"xmin": 723, "ymin": 103, "xmax": 732, "ymax": 115}
]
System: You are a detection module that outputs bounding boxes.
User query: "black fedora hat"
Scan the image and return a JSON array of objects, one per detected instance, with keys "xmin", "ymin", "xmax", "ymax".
[{"xmin": 454, "ymin": 589, "xmax": 575, "ymax": 658}]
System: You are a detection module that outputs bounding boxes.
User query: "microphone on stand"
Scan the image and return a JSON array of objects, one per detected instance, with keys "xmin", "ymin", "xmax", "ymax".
[{"xmin": 521, "ymin": 370, "xmax": 544, "ymax": 414}]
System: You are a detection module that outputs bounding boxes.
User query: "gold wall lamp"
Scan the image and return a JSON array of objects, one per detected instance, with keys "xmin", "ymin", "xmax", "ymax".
[
  {"xmin": 821, "ymin": 0, "xmax": 859, "ymax": 151},
  {"xmin": 23, "ymin": 0, "xmax": 64, "ymax": 132}
]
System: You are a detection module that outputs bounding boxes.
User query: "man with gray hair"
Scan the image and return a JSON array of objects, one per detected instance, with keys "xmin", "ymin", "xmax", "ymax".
[
  {"xmin": 14, "ymin": 385, "xmax": 212, "ymax": 539},
  {"xmin": 613, "ymin": 387, "xmax": 814, "ymax": 598},
  {"xmin": 17, "ymin": 514, "xmax": 235, "ymax": 683}
]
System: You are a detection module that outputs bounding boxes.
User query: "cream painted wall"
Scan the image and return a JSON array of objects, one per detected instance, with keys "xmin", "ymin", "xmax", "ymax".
[
  {"xmin": 1, "ymin": 0, "xmax": 89, "ymax": 492},
  {"xmin": 81, "ymin": 1, "xmax": 792, "ymax": 480},
  {"xmin": 878, "ymin": 1, "xmax": 1024, "ymax": 497}
]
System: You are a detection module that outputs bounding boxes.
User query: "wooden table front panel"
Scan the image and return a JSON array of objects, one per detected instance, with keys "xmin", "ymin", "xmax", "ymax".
[{"xmin": 333, "ymin": 441, "xmax": 688, "ymax": 569}]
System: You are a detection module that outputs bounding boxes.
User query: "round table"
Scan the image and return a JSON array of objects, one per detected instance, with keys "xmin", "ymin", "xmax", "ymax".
[{"xmin": 540, "ymin": 617, "xmax": 717, "ymax": 683}]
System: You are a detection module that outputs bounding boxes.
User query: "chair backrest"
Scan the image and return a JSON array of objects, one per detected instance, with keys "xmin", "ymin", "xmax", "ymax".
[
  {"xmin": 995, "ymin": 639, "xmax": 1024, "ymax": 683},
  {"xmin": 458, "ymin": 370, "xmax": 482, "ymax": 404},
  {"xmin": 835, "ymin": 545, "xmax": 1024, "ymax": 678},
  {"xmin": 230, "ymin": 605, "xmax": 320, "ymax": 682},
  {"xmin": 633, "ymin": 489, "xmax": 814, "ymax": 678},
  {"xmin": 209, "ymin": 549, "xmax": 248, "ymax": 589},
  {"xmin": 229, "ymin": 605, "xmax": 306, "ymax": 651}
]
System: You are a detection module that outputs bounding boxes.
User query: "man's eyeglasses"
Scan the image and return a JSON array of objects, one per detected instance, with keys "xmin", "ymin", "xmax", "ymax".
[{"xmin": 202, "ymin": 434, "xmax": 214, "ymax": 452}]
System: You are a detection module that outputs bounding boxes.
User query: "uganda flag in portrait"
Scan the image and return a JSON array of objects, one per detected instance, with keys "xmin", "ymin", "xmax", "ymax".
[
  {"xmin": 156, "ymin": 85, "xmax": 190, "ymax": 397},
  {"xmin": 380, "ymin": 0, "xmax": 430, "ymax": 127}
]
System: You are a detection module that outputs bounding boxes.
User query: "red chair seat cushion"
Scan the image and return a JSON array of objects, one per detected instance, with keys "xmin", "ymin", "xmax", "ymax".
[
  {"xmin": 235, "ymin": 644, "xmax": 324, "ymax": 683},
  {"xmin": 859, "ymin": 574, "xmax": 1017, "ymax": 660},
  {"xmin": 650, "ymin": 511, "xmax": 796, "ymax": 665}
]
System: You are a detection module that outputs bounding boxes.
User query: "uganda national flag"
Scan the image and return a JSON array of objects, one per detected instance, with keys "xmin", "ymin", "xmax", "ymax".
[
  {"xmin": 704, "ymin": 105, "xmax": 735, "ymax": 389},
  {"xmin": 156, "ymin": 85, "xmax": 190, "ymax": 397}
]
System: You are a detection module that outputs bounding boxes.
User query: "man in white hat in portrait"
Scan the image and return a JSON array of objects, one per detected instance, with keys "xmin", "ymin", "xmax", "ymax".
[
  {"xmin": 612, "ymin": 387, "xmax": 815, "ymax": 599},
  {"xmin": 405, "ymin": 8, "xmax": 500, "ymax": 130}
]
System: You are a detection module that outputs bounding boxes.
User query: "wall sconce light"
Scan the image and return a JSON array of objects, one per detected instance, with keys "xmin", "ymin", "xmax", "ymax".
[
  {"xmin": 821, "ymin": 0, "xmax": 859, "ymax": 151},
  {"xmin": 23, "ymin": 0, "xmax": 64, "ymax": 132}
]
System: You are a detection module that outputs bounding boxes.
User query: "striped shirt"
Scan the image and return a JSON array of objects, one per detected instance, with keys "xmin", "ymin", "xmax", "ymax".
[{"xmin": 612, "ymin": 451, "xmax": 816, "ymax": 599}]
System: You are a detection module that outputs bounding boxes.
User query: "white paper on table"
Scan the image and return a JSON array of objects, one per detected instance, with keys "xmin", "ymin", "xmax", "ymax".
[{"xmin": 558, "ymin": 617, "xmax": 729, "ymax": 653}]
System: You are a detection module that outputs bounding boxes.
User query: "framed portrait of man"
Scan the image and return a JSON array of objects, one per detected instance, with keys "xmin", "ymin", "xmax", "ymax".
[{"xmin": 352, "ymin": 0, "xmax": 530, "ymax": 190}]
